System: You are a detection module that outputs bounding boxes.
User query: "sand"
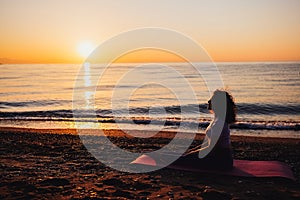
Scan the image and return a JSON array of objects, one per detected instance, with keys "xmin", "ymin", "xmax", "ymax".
[{"xmin": 1, "ymin": 127, "xmax": 300, "ymax": 199}]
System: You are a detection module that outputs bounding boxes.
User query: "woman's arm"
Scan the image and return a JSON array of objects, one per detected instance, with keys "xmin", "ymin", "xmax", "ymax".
[
  {"xmin": 186, "ymin": 138, "xmax": 209, "ymax": 152},
  {"xmin": 183, "ymin": 135, "xmax": 210, "ymax": 156},
  {"xmin": 183, "ymin": 143, "xmax": 210, "ymax": 156}
]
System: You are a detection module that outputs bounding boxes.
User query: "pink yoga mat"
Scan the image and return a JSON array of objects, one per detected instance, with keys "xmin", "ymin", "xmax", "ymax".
[{"xmin": 131, "ymin": 154, "xmax": 296, "ymax": 181}]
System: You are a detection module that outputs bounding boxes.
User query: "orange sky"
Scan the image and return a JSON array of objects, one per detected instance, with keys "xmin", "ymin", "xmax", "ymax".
[
  {"xmin": 114, "ymin": 49, "xmax": 186, "ymax": 63},
  {"xmin": 1, "ymin": 0, "xmax": 300, "ymax": 64}
]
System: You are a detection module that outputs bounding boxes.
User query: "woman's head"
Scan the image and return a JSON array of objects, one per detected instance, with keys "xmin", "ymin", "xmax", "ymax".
[{"xmin": 208, "ymin": 89, "xmax": 236, "ymax": 124}]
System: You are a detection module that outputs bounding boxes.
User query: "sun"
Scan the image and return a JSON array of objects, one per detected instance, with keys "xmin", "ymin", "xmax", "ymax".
[{"xmin": 77, "ymin": 41, "xmax": 96, "ymax": 58}]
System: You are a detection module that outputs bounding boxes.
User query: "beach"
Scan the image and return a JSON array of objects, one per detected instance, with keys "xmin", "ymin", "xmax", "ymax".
[
  {"xmin": 2, "ymin": 0, "xmax": 300, "ymax": 199},
  {"xmin": 1, "ymin": 127, "xmax": 300, "ymax": 199}
]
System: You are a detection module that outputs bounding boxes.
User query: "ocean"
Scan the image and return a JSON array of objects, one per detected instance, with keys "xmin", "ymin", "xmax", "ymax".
[{"xmin": 0, "ymin": 62, "xmax": 299, "ymax": 138}]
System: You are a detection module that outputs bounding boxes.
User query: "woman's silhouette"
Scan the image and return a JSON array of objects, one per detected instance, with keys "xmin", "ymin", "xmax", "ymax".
[{"xmin": 174, "ymin": 89, "xmax": 237, "ymax": 170}]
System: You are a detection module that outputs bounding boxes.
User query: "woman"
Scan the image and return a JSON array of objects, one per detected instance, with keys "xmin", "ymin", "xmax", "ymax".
[{"xmin": 174, "ymin": 89, "xmax": 237, "ymax": 170}]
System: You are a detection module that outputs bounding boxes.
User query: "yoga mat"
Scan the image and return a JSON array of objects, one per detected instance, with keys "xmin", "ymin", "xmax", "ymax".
[{"xmin": 131, "ymin": 154, "xmax": 296, "ymax": 181}]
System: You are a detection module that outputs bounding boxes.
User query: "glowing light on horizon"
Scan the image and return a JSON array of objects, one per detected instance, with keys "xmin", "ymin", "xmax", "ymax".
[{"xmin": 77, "ymin": 41, "xmax": 96, "ymax": 58}]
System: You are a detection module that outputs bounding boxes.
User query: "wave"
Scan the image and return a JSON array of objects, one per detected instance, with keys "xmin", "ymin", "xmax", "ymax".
[
  {"xmin": 126, "ymin": 103, "xmax": 300, "ymax": 115},
  {"xmin": 236, "ymin": 103, "xmax": 300, "ymax": 115},
  {"xmin": 0, "ymin": 110, "xmax": 299, "ymax": 131},
  {"xmin": 0, "ymin": 100, "xmax": 70, "ymax": 108},
  {"xmin": 1, "ymin": 102, "xmax": 299, "ymax": 115}
]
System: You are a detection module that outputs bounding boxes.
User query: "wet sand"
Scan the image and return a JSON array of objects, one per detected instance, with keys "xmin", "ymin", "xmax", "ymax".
[{"xmin": 1, "ymin": 127, "xmax": 300, "ymax": 199}]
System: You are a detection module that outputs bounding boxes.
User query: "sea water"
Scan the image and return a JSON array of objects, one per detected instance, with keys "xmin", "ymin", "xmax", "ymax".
[{"xmin": 0, "ymin": 62, "xmax": 299, "ymax": 138}]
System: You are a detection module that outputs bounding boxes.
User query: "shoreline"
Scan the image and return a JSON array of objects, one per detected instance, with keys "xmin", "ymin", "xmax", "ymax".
[
  {"xmin": 1, "ymin": 127, "xmax": 300, "ymax": 199},
  {"xmin": 1, "ymin": 126, "xmax": 300, "ymax": 141}
]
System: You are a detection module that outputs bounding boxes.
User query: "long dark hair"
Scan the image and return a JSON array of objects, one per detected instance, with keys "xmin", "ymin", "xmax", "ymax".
[{"xmin": 208, "ymin": 89, "xmax": 236, "ymax": 124}]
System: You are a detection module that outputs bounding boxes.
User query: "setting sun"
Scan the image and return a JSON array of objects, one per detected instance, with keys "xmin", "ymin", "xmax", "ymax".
[{"xmin": 77, "ymin": 41, "xmax": 96, "ymax": 58}]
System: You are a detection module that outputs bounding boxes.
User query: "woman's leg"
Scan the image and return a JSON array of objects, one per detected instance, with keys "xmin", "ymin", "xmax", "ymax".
[
  {"xmin": 171, "ymin": 151, "xmax": 213, "ymax": 169},
  {"xmin": 210, "ymin": 147, "xmax": 233, "ymax": 170},
  {"xmin": 172, "ymin": 147, "xmax": 233, "ymax": 170}
]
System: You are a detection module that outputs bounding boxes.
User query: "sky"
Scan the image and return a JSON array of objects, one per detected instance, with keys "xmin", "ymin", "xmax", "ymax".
[{"xmin": 0, "ymin": 0, "xmax": 300, "ymax": 63}]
